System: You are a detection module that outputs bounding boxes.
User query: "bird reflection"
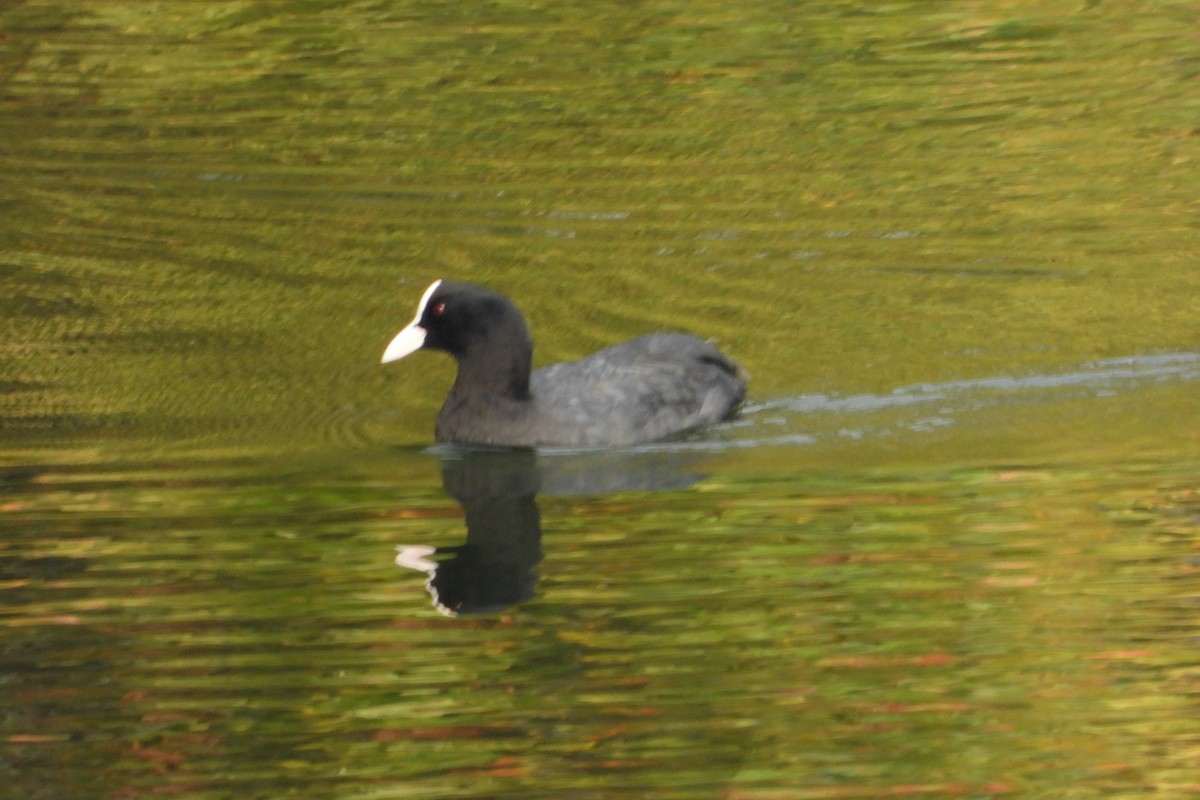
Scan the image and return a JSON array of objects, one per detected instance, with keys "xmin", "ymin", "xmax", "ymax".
[
  {"xmin": 397, "ymin": 447, "xmax": 542, "ymax": 616},
  {"xmin": 395, "ymin": 445, "xmax": 710, "ymax": 616}
]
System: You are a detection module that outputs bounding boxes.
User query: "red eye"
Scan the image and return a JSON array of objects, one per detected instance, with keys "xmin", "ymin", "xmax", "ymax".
[{"xmin": 431, "ymin": 301, "xmax": 446, "ymax": 317}]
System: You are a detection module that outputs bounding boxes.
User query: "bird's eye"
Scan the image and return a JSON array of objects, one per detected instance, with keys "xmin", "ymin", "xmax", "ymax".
[{"xmin": 431, "ymin": 301, "xmax": 446, "ymax": 317}]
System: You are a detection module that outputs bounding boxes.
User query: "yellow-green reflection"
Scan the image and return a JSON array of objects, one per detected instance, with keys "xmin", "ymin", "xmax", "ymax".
[{"xmin": 2, "ymin": 2, "xmax": 1199, "ymax": 798}]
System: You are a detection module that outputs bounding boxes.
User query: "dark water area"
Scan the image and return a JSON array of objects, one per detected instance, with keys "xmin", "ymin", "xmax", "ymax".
[{"xmin": 3, "ymin": 1, "xmax": 1199, "ymax": 798}]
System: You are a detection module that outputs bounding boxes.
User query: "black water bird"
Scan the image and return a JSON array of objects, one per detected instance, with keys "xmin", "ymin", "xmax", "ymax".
[{"xmin": 381, "ymin": 280, "xmax": 746, "ymax": 447}]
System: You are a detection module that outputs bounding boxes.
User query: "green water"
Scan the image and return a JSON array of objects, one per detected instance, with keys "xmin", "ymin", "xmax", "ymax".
[{"xmin": 3, "ymin": 2, "xmax": 1199, "ymax": 798}]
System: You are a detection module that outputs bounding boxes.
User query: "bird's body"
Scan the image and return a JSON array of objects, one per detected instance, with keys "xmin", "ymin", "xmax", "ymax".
[{"xmin": 382, "ymin": 280, "xmax": 746, "ymax": 447}]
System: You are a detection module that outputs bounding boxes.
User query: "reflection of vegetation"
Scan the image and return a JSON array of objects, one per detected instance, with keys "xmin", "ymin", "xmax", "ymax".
[
  {"xmin": 3, "ymin": 454, "xmax": 1198, "ymax": 795},
  {"xmin": 4, "ymin": 2, "xmax": 1198, "ymax": 794},
  {"xmin": 2, "ymin": 1, "xmax": 1198, "ymax": 452},
  {"xmin": 0, "ymin": 5, "xmax": 83, "ymax": 94}
]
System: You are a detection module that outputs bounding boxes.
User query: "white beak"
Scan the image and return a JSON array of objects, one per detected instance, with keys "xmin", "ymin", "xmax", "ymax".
[
  {"xmin": 381, "ymin": 279, "xmax": 443, "ymax": 364},
  {"xmin": 381, "ymin": 322, "xmax": 426, "ymax": 363}
]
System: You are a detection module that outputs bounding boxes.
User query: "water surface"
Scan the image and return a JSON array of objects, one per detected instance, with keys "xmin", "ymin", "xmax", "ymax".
[{"xmin": 3, "ymin": 2, "xmax": 1199, "ymax": 798}]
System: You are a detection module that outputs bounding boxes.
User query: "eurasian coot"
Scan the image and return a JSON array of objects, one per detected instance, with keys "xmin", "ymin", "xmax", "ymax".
[{"xmin": 381, "ymin": 280, "xmax": 746, "ymax": 447}]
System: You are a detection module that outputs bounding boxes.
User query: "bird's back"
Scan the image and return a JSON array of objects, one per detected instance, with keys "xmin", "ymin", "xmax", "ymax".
[{"xmin": 529, "ymin": 333, "xmax": 746, "ymax": 446}]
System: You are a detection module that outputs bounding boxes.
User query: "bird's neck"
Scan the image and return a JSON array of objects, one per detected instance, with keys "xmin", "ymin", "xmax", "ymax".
[{"xmin": 452, "ymin": 342, "xmax": 533, "ymax": 403}]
